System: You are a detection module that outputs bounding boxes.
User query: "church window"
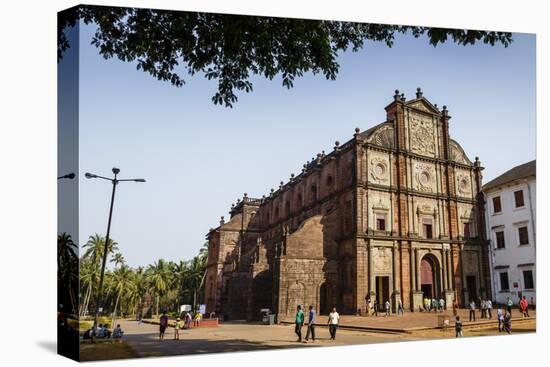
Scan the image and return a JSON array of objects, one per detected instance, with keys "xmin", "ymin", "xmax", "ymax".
[{"xmin": 422, "ymin": 218, "xmax": 433, "ymax": 239}]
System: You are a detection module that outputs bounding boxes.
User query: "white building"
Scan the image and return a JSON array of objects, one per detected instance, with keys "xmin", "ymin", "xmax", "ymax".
[{"xmin": 483, "ymin": 160, "xmax": 536, "ymax": 305}]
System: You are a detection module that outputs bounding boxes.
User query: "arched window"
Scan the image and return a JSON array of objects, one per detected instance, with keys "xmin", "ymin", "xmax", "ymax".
[
  {"xmin": 310, "ymin": 184, "xmax": 317, "ymax": 201},
  {"xmin": 326, "ymin": 175, "xmax": 333, "ymax": 187},
  {"xmin": 285, "ymin": 200, "xmax": 291, "ymax": 216}
]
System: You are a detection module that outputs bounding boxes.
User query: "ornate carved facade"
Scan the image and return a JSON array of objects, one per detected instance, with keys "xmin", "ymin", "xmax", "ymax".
[{"xmin": 205, "ymin": 88, "xmax": 490, "ymax": 320}]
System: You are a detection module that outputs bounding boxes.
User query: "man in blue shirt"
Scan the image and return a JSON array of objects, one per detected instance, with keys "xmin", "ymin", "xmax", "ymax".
[{"xmin": 305, "ymin": 305, "xmax": 316, "ymax": 342}]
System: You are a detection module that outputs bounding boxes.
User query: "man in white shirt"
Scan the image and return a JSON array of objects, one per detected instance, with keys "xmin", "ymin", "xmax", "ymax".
[
  {"xmin": 327, "ymin": 307, "xmax": 340, "ymax": 340},
  {"xmin": 486, "ymin": 299, "xmax": 493, "ymax": 319}
]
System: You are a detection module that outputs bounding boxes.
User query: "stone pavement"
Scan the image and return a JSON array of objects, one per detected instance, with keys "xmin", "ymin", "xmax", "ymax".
[
  {"xmin": 114, "ymin": 315, "xmax": 535, "ymax": 358},
  {"xmin": 118, "ymin": 319, "xmax": 416, "ymax": 358}
]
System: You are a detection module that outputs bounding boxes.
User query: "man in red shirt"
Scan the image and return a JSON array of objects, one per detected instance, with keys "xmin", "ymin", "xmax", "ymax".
[{"xmin": 520, "ymin": 296, "xmax": 529, "ymax": 318}]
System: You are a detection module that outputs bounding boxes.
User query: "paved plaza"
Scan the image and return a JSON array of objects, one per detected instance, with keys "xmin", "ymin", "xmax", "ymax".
[{"xmin": 110, "ymin": 312, "xmax": 535, "ymax": 359}]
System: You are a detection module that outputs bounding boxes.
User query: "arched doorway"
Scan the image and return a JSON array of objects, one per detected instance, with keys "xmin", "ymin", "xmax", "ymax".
[
  {"xmin": 319, "ymin": 283, "xmax": 328, "ymax": 314},
  {"xmin": 420, "ymin": 255, "xmax": 441, "ymax": 299}
]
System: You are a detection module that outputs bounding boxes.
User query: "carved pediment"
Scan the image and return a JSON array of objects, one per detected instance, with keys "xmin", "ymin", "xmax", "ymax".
[
  {"xmin": 449, "ymin": 140, "xmax": 472, "ymax": 165},
  {"xmin": 406, "ymin": 98, "xmax": 440, "ymax": 115},
  {"xmin": 367, "ymin": 124, "xmax": 394, "ymax": 149},
  {"xmin": 409, "ymin": 112, "xmax": 436, "ymax": 157}
]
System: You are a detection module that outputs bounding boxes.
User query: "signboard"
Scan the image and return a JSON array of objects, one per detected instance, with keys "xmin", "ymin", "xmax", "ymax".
[
  {"xmin": 180, "ymin": 304, "xmax": 192, "ymax": 312},
  {"xmin": 198, "ymin": 304, "xmax": 206, "ymax": 314}
]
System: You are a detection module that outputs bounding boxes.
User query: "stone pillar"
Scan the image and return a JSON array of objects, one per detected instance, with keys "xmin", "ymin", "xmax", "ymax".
[
  {"xmin": 415, "ymin": 248, "xmax": 421, "ymax": 290},
  {"xmin": 368, "ymin": 242, "xmax": 376, "ymax": 299},
  {"xmin": 460, "ymin": 246, "xmax": 469, "ymax": 306},
  {"xmin": 446, "ymin": 250, "xmax": 453, "ymax": 290},
  {"xmin": 443, "ymin": 249, "xmax": 455, "ymax": 306},
  {"xmin": 392, "ymin": 243, "xmax": 400, "ymax": 312},
  {"xmin": 411, "ymin": 246, "xmax": 423, "ymax": 311},
  {"xmin": 442, "ymin": 248, "xmax": 448, "ymax": 290}
]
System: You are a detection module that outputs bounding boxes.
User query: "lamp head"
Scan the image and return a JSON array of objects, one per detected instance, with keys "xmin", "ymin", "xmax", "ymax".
[
  {"xmin": 112, "ymin": 167, "xmax": 120, "ymax": 175},
  {"xmin": 134, "ymin": 179, "xmax": 146, "ymax": 183},
  {"xmin": 84, "ymin": 173, "xmax": 96, "ymax": 179}
]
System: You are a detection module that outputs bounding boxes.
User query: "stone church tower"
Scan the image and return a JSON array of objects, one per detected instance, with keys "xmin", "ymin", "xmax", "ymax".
[{"xmin": 205, "ymin": 89, "xmax": 490, "ymax": 320}]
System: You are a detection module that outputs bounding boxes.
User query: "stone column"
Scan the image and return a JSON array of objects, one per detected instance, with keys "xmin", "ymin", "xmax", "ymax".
[
  {"xmin": 442, "ymin": 248, "xmax": 448, "ymax": 290},
  {"xmin": 410, "ymin": 246, "xmax": 416, "ymax": 291},
  {"xmin": 446, "ymin": 250, "xmax": 453, "ymax": 289},
  {"xmin": 415, "ymin": 248, "xmax": 421, "ymax": 290},
  {"xmin": 411, "ymin": 246, "xmax": 423, "ymax": 311},
  {"xmin": 368, "ymin": 242, "xmax": 376, "ymax": 298},
  {"xmin": 392, "ymin": 243, "xmax": 400, "ymax": 312}
]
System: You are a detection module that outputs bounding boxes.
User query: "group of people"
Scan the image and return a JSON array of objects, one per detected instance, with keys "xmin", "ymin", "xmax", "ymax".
[
  {"xmin": 364, "ymin": 296, "xmax": 404, "ymax": 317},
  {"xmin": 158, "ymin": 310, "xmax": 201, "ymax": 341},
  {"xmin": 468, "ymin": 298, "xmax": 494, "ymax": 321},
  {"xmin": 294, "ymin": 305, "xmax": 340, "ymax": 342},
  {"xmin": 82, "ymin": 323, "xmax": 124, "ymax": 340},
  {"xmin": 423, "ymin": 297, "xmax": 446, "ymax": 312}
]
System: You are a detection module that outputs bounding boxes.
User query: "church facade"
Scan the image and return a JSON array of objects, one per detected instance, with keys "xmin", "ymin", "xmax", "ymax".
[{"xmin": 205, "ymin": 89, "xmax": 491, "ymax": 320}]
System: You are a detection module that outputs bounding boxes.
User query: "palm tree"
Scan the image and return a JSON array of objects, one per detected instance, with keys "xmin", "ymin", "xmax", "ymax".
[
  {"xmin": 147, "ymin": 259, "xmax": 171, "ymax": 317},
  {"xmin": 80, "ymin": 234, "xmax": 118, "ymax": 318},
  {"xmin": 110, "ymin": 264, "xmax": 134, "ymax": 327},
  {"xmin": 58, "ymin": 233, "xmax": 78, "ymax": 315}
]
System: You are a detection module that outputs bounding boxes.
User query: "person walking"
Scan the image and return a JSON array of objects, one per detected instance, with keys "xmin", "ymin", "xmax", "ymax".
[
  {"xmin": 294, "ymin": 305, "xmax": 304, "ymax": 342},
  {"xmin": 397, "ymin": 298, "xmax": 404, "ymax": 316},
  {"xmin": 486, "ymin": 299, "xmax": 493, "ymax": 319},
  {"xmin": 469, "ymin": 300, "xmax": 476, "ymax": 322},
  {"xmin": 452, "ymin": 299, "xmax": 459, "ymax": 317},
  {"xmin": 423, "ymin": 297, "xmax": 429, "ymax": 312},
  {"xmin": 506, "ymin": 297, "xmax": 513, "ymax": 317},
  {"xmin": 184, "ymin": 312, "xmax": 192, "ymax": 329},
  {"xmin": 365, "ymin": 295, "xmax": 371, "ymax": 316},
  {"xmin": 328, "ymin": 307, "xmax": 340, "ymax": 340},
  {"xmin": 373, "ymin": 299, "xmax": 379, "ymax": 316},
  {"xmin": 497, "ymin": 308, "xmax": 504, "ymax": 332},
  {"xmin": 520, "ymin": 296, "xmax": 529, "ymax": 318},
  {"xmin": 173, "ymin": 317, "xmax": 181, "ymax": 340},
  {"xmin": 481, "ymin": 299, "xmax": 487, "ymax": 319},
  {"xmin": 305, "ymin": 305, "xmax": 316, "ymax": 342},
  {"xmin": 439, "ymin": 298, "xmax": 445, "ymax": 312},
  {"xmin": 455, "ymin": 316, "xmax": 463, "ymax": 338},
  {"xmin": 504, "ymin": 312, "xmax": 512, "ymax": 334},
  {"xmin": 385, "ymin": 300, "xmax": 391, "ymax": 317},
  {"xmin": 432, "ymin": 298, "xmax": 438, "ymax": 313},
  {"xmin": 159, "ymin": 311, "xmax": 168, "ymax": 341}
]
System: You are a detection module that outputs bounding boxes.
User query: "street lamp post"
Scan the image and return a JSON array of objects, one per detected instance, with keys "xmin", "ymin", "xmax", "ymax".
[
  {"xmin": 85, "ymin": 167, "xmax": 145, "ymax": 340},
  {"xmin": 57, "ymin": 173, "xmax": 75, "ymax": 180}
]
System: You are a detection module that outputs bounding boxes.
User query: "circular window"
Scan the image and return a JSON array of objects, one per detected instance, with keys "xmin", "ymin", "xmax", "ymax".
[
  {"xmin": 420, "ymin": 171, "xmax": 430, "ymax": 186},
  {"xmin": 374, "ymin": 163, "xmax": 386, "ymax": 177}
]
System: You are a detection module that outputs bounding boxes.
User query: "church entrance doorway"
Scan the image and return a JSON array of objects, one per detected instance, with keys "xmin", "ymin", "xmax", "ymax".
[
  {"xmin": 420, "ymin": 255, "xmax": 440, "ymax": 299},
  {"xmin": 375, "ymin": 276, "xmax": 390, "ymax": 305}
]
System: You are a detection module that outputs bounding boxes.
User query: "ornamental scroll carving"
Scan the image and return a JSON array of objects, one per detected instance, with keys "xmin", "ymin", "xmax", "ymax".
[
  {"xmin": 415, "ymin": 163, "xmax": 434, "ymax": 193},
  {"xmin": 367, "ymin": 124, "xmax": 394, "ymax": 149},
  {"xmin": 456, "ymin": 173, "xmax": 471, "ymax": 195},
  {"xmin": 449, "ymin": 141, "xmax": 471, "ymax": 165},
  {"xmin": 370, "ymin": 157, "xmax": 389, "ymax": 183},
  {"xmin": 409, "ymin": 113, "xmax": 435, "ymax": 156}
]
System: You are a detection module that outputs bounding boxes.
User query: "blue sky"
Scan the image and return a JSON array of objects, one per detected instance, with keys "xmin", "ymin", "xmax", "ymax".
[{"xmin": 66, "ymin": 19, "xmax": 535, "ymax": 267}]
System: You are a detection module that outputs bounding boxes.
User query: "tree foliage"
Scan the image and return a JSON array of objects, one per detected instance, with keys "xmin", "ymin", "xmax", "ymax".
[{"xmin": 59, "ymin": 5, "xmax": 513, "ymax": 107}]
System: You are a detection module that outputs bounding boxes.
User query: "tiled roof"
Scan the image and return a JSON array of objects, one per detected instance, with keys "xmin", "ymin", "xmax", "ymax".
[{"xmin": 482, "ymin": 160, "xmax": 536, "ymax": 192}]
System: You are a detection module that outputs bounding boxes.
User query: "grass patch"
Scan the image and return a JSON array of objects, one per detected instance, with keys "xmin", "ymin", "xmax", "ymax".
[{"xmin": 80, "ymin": 340, "xmax": 137, "ymax": 361}]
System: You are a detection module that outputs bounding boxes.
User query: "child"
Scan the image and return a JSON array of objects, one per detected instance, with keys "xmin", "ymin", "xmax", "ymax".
[
  {"xmin": 174, "ymin": 317, "xmax": 181, "ymax": 340},
  {"xmin": 455, "ymin": 316, "xmax": 463, "ymax": 338}
]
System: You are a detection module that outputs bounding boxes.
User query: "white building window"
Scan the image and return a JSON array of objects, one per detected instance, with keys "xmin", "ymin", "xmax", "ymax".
[
  {"xmin": 522, "ymin": 270, "xmax": 534, "ymax": 290},
  {"xmin": 499, "ymin": 271, "xmax": 510, "ymax": 291}
]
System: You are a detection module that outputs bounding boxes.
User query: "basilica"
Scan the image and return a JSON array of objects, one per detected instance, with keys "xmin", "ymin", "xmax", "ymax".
[{"xmin": 205, "ymin": 88, "xmax": 490, "ymax": 320}]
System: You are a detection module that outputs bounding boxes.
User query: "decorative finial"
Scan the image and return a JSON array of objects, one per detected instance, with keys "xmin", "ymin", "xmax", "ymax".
[
  {"xmin": 416, "ymin": 87, "xmax": 423, "ymax": 99},
  {"xmin": 243, "ymin": 192, "xmax": 248, "ymax": 198},
  {"xmin": 354, "ymin": 127, "xmax": 360, "ymax": 136},
  {"xmin": 394, "ymin": 89, "xmax": 400, "ymax": 101},
  {"xmin": 400, "ymin": 93, "xmax": 406, "ymax": 102}
]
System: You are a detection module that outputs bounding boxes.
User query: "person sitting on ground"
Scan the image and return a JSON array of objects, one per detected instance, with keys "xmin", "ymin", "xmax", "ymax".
[
  {"xmin": 112, "ymin": 324, "xmax": 124, "ymax": 339},
  {"xmin": 102, "ymin": 324, "xmax": 112, "ymax": 338},
  {"xmin": 95, "ymin": 324, "xmax": 105, "ymax": 338}
]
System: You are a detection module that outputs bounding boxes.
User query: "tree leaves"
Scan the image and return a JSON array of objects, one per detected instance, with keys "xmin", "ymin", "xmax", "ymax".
[{"xmin": 59, "ymin": 6, "xmax": 513, "ymax": 107}]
